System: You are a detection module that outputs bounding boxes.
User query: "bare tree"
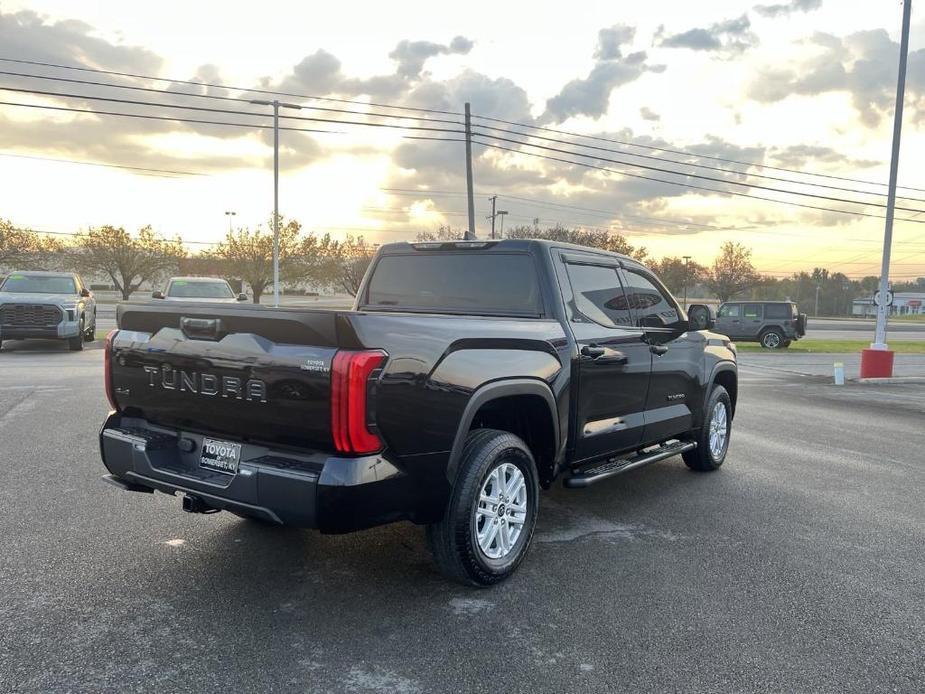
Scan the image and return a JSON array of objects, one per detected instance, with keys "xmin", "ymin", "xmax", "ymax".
[
  {"xmin": 75, "ymin": 225, "xmax": 185, "ymax": 300},
  {"xmin": 326, "ymin": 235, "xmax": 375, "ymax": 296},
  {"xmin": 504, "ymin": 224, "xmax": 649, "ymax": 261}
]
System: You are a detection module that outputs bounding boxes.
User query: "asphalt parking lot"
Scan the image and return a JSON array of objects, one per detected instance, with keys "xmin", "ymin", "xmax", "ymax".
[{"xmin": 1, "ymin": 343, "xmax": 923, "ymax": 693}]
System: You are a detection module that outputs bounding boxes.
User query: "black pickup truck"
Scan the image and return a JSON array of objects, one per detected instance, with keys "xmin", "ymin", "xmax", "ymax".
[{"xmin": 100, "ymin": 239, "xmax": 737, "ymax": 585}]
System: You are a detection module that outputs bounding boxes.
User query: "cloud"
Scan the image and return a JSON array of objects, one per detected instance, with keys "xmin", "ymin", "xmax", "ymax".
[
  {"xmin": 747, "ymin": 30, "xmax": 925, "ymax": 126},
  {"xmin": 769, "ymin": 144, "xmax": 880, "ymax": 169},
  {"xmin": 540, "ymin": 26, "xmax": 664, "ymax": 124},
  {"xmin": 657, "ymin": 14, "xmax": 759, "ymax": 56},
  {"xmin": 389, "ymin": 36, "xmax": 474, "ymax": 78},
  {"xmin": 639, "ymin": 107, "xmax": 661, "ymax": 122},
  {"xmin": 754, "ymin": 0, "xmax": 823, "ymax": 19}
]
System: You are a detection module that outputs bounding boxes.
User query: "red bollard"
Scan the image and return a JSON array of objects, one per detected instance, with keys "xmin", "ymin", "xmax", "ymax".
[{"xmin": 859, "ymin": 348, "xmax": 894, "ymax": 379}]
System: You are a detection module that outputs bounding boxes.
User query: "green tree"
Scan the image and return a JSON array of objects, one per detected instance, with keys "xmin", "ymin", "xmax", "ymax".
[
  {"xmin": 75, "ymin": 225, "xmax": 185, "ymax": 300},
  {"xmin": 0, "ymin": 219, "xmax": 62, "ymax": 269},
  {"xmin": 706, "ymin": 242, "xmax": 761, "ymax": 302}
]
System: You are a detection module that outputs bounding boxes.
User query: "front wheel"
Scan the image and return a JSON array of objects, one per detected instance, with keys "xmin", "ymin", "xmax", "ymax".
[
  {"xmin": 68, "ymin": 318, "xmax": 85, "ymax": 351},
  {"xmin": 427, "ymin": 429, "xmax": 539, "ymax": 586},
  {"xmin": 683, "ymin": 385, "xmax": 732, "ymax": 472}
]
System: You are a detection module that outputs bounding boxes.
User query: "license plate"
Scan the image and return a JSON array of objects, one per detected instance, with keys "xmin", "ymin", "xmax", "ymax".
[{"xmin": 200, "ymin": 438, "xmax": 241, "ymax": 475}]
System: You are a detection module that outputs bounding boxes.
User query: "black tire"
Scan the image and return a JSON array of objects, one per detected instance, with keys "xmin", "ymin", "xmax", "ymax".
[
  {"xmin": 427, "ymin": 428, "xmax": 539, "ymax": 587},
  {"xmin": 781, "ymin": 340, "xmax": 792, "ymax": 349},
  {"xmin": 683, "ymin": 385, "xmax": 732, "ymax": 472},
  {"xmin": 68, "ymin": 318, "xmax": 84, "ymax": 351},
  {"xmin": 759, "ymin": 328, "xmax": 785, "ymax": 349},
  {"xmin": 0, "ymin": 340, "xmax": 4, "ymax": 352},
  {"xmin": 84, "ymin": 317, "xmax": 96, "ymax": 342}
]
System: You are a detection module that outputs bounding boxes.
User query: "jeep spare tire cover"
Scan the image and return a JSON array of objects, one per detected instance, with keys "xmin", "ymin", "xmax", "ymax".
[{"xmin": 689, "ymin": 305, "xmax": 710, "ymax": 330}]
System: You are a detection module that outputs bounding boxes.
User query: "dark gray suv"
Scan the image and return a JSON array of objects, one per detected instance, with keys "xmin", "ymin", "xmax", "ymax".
[{"xmin": 714, "ymin": 301, "xmax": 807, "ymax": 349}]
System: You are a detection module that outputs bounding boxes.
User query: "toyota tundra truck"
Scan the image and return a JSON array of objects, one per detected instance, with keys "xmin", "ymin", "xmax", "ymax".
[{"xmin": 100, "ymin": 239, "xmax": 738, "ymax": 585}]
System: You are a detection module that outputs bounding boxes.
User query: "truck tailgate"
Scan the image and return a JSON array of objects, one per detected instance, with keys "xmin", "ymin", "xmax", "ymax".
[{"xmin": 111, "ymin": 302, "xmax": 348, "ymax": 450}]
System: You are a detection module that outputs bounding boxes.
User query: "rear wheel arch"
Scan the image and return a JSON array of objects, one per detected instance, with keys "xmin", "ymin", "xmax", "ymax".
[{"xmin": 447, "ymin": 379, "xmax": 560, "ymax": 488}]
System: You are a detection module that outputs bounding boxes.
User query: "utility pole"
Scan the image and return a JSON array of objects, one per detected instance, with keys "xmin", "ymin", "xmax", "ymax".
[
  {"xmin": 224, "ymin": 210, "xmax": 236, "ymax": 234},
  {"xmin": 487, "ymin": 195, "xmax": 497, "ymax": 239},
  {"xmin": 682, "ymin": 255, "xmax": 691, "ymax": 310},
  {"xmin": 815, "ymin": 284, "xmax": 821, "ymax": 316},
  {"xmin": 873, "ymin": 0, "xmax": 911, "ymax": 351},
  {"xmin": 250, "ymin": 98, "xmax": 302, "ymax": 306},
  {"xmin": 464, "ymin": 102, "xmax": 476, "ymax": 240}
]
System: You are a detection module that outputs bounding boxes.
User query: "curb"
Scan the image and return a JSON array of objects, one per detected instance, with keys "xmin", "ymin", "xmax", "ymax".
[{"xmin": 854, "ymin": 377, "xmax": 925, "ymax": 385}]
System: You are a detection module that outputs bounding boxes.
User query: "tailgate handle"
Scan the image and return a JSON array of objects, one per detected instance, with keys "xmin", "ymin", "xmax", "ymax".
[{"xmin": 180, "ymin": 317, "xmax": 224, "ymax": 340}]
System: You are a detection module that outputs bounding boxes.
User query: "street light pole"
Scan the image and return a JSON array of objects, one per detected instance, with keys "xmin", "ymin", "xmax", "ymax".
[
  {"xmin": 872, "ymin": 0, "xmax": 912, "ymax": 350},
  {"xmin": 224, "ymin": 210, "xmax": 236, "ymax": 234},
  {"xmin": 682, "ymin": 255, "xmax": 691, "ymax": 310},
  {"xmin": 497, "ymin": 210, "xmax": 508, "ymax": 238},
  {"xmin": 250, "ymin": 98, "xmax": 302, "ymax": 307}
]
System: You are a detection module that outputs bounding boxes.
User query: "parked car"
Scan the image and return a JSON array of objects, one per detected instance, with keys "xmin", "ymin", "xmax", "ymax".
[
  {"xmin": 714, "ymin": 300, "xmax": 807, "ymax": 349},
  {"xmin": 152, "ymin": 277, "xmax": 247, "ymax": 303},
  {"xmin": 99, "ymin": 239, "xmax": 738, "ymax": 585},
  {"xmin": 0, "ymin": 271, "xmax": 97, "ymax": 351}
]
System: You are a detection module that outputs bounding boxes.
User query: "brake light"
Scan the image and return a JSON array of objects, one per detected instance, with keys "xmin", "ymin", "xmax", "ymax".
[
  {"xmin": 104, "ymin": 329, "xmax": 119, "ymax": 410},
  {"xmin": 330, "ymin": 349, "xmax": 387, "ymax": 454}
]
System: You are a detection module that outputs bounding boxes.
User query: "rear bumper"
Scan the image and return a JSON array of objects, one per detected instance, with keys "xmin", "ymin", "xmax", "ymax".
[{"xmin": 99, "ymin": 413, "xmax": 417, "ymax": 532}]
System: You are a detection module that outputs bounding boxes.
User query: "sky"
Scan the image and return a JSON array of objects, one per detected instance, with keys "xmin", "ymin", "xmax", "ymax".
[{"xmin": 0, "ymin": 0, "xmax": 924, "ymax": 278}]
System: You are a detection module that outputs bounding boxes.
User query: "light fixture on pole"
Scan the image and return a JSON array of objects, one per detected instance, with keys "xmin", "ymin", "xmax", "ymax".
[
  {"xmin": 224, "ymin": 210, "xmax": 236, "ymax": 234},
  {"xmin": 250, "ymin": 98, "xmax": 302, "ymax": 307},
  {"xmin": 496, "ymin": 210, "xmax": 508, "ymax": 238}
]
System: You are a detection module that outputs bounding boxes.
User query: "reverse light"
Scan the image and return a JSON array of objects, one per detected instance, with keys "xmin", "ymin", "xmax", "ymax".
[
  {"xmin": 104, "ymin": 329, "xmax": 119, "ymax": 410},
  {"xmin": 330, "ymin": 349, "xmax": 387, "ymax": 454}
]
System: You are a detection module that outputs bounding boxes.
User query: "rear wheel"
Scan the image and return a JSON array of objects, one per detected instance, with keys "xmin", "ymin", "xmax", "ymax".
[
  {"xmin": 759, "ymin": 328, "xmax": 784, "ymax": 349},
  {"xmin": 84, "ymin": 316, "xmax": 96, "ymax": 342},
  {"xmin": 683, "ymin": 385, "xmax": 732, "ymax": 472},
  {"xmin": 427, "ymin": 428, "xmax": 539, "ymax": 586}
]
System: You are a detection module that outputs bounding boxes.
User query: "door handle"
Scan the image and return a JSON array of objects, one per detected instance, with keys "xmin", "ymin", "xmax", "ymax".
[
  {"xmin": 650, "ymin": 344, "xmax": 668, "ymax": 356},
  {"xmin": 581, "ymin": 345, "xmax": 605, "ymax": 358},
  {"xmin": 581, "ymin": 345, "xmax": 628, "ymax": 364}
]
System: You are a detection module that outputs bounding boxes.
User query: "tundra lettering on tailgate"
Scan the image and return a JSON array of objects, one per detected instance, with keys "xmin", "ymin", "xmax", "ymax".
[{"xmin": 142, "ymin": 365, "xmax": 267, "ymax": 403}]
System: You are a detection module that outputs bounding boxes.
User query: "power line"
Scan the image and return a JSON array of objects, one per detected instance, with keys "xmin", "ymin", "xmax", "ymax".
[
  {"xmin": 0, "ymin": 56, "xmax": 463, "ymax": 117},
  {"xmin": 472, "ymin": 130, "xmax": 925, "ymax": 214},
  {"xmin": 0, "ymin": 151, "xmax": 206, "ymax": 177},
  {"xmin": 0, "ymin": 69, "xmax": 463, "ymax": 126},
  {"xmin": 474, "ymin": 139, "xmax": 925, "ymax": 225},
  {"xmin": 0, "ymin": 100, "xmax": 466, "ymax": 145},
  {"xmin": 472, "ymin": 121, "xmax": 925, "ymax": 204},
  {"xmin": 469, "ymin": 113, "xmax": 925, "ymax": 194},
  {"xmin": 0, "ymin": 85, "xmax": 466, "ymax": 135}
]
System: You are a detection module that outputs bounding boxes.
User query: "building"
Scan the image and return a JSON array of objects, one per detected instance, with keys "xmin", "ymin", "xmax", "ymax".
[{"xmin": 852, "ymin": 292, "xmax": 925, "ymax": 316}]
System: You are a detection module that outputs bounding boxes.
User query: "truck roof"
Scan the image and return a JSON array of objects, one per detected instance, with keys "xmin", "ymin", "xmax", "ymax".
[{"xmin": 378, "ymin": 238, "xmax": 636, "ymax": 263}]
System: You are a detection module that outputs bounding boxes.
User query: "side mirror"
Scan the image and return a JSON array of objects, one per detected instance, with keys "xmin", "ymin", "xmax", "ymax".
[
  {"xmin": 687, "ymin": 304, "xmax": 715, "ymax": 330},
  {"xmin": 237, "ymin": 293, "xmax": 248, "ymax": 302},
  {"xmin": 151, "ymin": 290, "xmax": 164, "ymax": 299},
  {"xmin": 80, "ymin": 288, "xmax": 91, "ymax": 298}
]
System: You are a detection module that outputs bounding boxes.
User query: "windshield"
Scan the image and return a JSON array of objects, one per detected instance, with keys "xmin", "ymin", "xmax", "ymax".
[
  {"xmin": 167, "ymin": 280, "xmax": 234, "ymax": 298},
  {"xmin": 0, "ymin": 274, "xmax": 77, "ymax": 294}
]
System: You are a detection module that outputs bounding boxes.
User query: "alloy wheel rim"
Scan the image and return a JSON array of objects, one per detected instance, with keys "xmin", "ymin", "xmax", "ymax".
[
  {"xmin": 708, "ymin": 401, "xmax": 728, "ymax": 459},
  {"xmin": 474, "ymin": 462, "xmax": 528, "ymax": 560},
  {"xmin": 764, "ymin": 332, "xmax": 780, "ymax": 348}
]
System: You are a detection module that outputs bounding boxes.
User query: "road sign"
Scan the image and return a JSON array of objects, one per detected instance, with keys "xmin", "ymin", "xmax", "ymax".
[{"xmin": 874, "ymin": 290, "xmax": 894, "ymax": 307}]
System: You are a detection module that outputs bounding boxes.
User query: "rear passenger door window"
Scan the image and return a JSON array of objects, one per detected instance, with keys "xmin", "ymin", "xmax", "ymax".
[{"xmin": 563, "ymin": 263, "xmax": 633, "ymax": 328}]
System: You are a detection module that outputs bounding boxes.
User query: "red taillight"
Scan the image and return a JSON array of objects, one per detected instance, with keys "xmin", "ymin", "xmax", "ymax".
[
  {"xmin": 330, "ymin": 349, "xmax": 386, "ymax": 455},
  {"xmin": 104, "ymin": 329, "xmax": 119, "ymax": 410}
]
